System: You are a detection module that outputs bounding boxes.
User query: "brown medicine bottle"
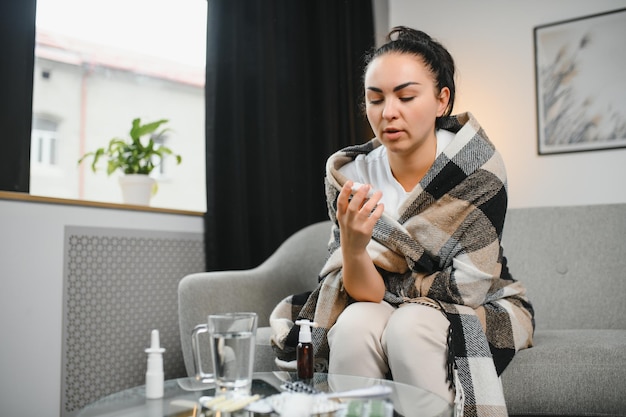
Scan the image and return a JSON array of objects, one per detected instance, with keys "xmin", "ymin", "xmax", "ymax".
[{"xmin": 295, "ymin": 319, "xmax": 316, "ymax": 380}]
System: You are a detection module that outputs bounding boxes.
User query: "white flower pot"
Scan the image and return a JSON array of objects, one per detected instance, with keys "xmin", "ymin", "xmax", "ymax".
[{"xmin": 118, "ymin": 174, "xmax": 156, "ymax": 206}]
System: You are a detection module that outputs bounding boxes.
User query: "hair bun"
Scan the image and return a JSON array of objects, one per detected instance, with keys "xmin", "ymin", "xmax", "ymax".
[{"xmin": 387, "ymin": 26, "xmax": 433, "ymax": 44}]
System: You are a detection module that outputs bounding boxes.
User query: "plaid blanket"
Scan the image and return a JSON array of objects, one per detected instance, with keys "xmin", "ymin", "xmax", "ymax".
[{"xmin": 270, "ymin": 112, "xmax": 534, "ymax": 417}]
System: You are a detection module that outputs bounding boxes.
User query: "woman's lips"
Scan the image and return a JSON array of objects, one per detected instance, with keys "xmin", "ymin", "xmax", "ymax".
[{"xmin": 382, "ymin": 128, "xmax": 403, "ymax": 140}]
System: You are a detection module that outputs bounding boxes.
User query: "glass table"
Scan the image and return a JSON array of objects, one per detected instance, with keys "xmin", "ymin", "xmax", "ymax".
[{"xmin": 77, "ymin": 372, "xmax": 452, "ymax": 417}]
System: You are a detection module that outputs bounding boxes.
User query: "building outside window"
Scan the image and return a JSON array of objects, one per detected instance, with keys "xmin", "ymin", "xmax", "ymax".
[{"xmin": 32, "ymin": 0, "xmax": 207, "ymax": 212}]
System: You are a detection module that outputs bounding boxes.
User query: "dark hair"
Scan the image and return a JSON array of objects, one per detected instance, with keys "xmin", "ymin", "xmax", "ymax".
[{"xmin": 363, "ymin": 26, "xmax": 456, "ymax": 128}]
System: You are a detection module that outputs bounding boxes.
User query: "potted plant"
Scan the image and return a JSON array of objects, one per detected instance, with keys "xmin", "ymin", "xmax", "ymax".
[{"xmin": 78, "ymin": 118, "xmax": 182, "ymax": 205}]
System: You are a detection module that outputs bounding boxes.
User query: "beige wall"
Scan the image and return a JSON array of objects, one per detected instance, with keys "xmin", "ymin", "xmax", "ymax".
[{"xmin": 387, "ymin": 0, "xmax": 626, "ymax": 208}]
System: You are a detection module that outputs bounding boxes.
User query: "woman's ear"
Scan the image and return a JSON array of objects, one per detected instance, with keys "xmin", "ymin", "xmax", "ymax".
[{"xmin": 437, "ymin": 87, "xmax": 451, "ymax": 117}]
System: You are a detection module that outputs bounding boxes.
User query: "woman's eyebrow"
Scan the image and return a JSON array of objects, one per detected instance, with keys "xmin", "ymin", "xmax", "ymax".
[
  {"xmin": 366, "ymin": 82, "xmax": 419, "ymax": 93},
  {"xmin": 393, "ymin": 82, "xmax": 419, "ymax": 92}
]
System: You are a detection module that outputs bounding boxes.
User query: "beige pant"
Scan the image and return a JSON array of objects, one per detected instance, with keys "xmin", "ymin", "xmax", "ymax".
[{"xmin": 327, "ymin": 301, "xmax": 455, "ymax": 404}]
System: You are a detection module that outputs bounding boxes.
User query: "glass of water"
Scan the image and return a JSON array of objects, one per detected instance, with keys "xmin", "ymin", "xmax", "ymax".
[{"xmin": 207, "ymin": 312, "xmax": 257, "ymax": 395}]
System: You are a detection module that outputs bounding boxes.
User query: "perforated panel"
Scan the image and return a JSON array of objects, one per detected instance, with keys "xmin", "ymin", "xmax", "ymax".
[{"xmin": 61, "ymin": 226, "xmax": 204, "ymax": 417}]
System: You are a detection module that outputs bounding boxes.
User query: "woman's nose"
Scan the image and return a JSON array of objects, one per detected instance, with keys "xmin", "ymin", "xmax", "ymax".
[{"xmin": 382, "ymin": 99, "xmax": 398, "ymax": 120}]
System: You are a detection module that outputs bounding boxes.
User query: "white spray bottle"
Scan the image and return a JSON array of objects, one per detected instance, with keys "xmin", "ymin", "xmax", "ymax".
[
  {"xmin": 295, "ymin": 319, "xmax": 317, "ymax": 380},
  {"xmin": 145, "ymin": 329, "xmax": 166, "ymax": 399}
]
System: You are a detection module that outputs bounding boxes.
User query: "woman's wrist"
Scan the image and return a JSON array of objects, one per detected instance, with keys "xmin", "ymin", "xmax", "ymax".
[{"xmin": 342, "ymin": 251, "xmax": 385, "ymax": 302}]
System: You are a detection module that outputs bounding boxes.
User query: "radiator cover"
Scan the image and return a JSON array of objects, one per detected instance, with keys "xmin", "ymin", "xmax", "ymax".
[{"xmin": 61, "ymin": 225, "xmax": 204, "ymax": 417}]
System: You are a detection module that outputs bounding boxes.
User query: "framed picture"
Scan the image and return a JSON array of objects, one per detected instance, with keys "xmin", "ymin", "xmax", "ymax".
[{"xmin": 534, "ymin": 8, "xmax": 626, "ymax": 155}]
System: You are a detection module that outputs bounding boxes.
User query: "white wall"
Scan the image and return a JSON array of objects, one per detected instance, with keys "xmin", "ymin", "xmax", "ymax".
[
  {"xmin": 388, "ymin": 0, "xmax": 626, "ymax": 208},
  {"xmin": 0, "ymin": 199, "xmax": 203, "ymax": 417}
]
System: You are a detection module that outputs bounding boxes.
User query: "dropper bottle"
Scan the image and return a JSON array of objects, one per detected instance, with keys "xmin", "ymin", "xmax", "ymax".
[
  {"xmin": 295, "ymin": 319, "xmax": 317, "ymax": 380},
  {"xmin": 145, "ymin": 329, "xmax": 166, "ymax": 399}
]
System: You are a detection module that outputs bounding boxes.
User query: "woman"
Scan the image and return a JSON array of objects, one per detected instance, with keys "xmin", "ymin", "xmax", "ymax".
[{"xmin": 272, "ymin": 27, "xmax": 534, "ymax": 416}]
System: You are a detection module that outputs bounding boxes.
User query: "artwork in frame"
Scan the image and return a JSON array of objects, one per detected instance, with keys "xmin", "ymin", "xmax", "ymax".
[{"xmin": 534, "ymin": 8, "xmax": 626, "ymax": 155}]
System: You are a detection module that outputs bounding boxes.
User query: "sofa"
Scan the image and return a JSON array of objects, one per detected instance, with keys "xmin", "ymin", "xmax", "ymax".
[{"xmin": 178, "ymin": 203, "xmax": 626, "ymax": 416}]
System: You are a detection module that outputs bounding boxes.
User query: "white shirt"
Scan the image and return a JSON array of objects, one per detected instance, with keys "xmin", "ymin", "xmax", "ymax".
[{"xmin": 338, "ymin": 129, "xmax": 455, "ymax": 218}]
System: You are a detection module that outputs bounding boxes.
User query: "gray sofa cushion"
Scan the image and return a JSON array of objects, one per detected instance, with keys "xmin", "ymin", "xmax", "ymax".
[
  {"xmin": 503, "ymin": 329, "xmax": 626, "ymax": 416},
  {"xmin": 502, "ymin": 204, "xmax": 626, "ymax": 331}
]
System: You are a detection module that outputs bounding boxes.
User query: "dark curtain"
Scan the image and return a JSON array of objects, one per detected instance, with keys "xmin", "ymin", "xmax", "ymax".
[
  {"xmin": 204, "ymin": 0, "xmax": 375, "ymax": 271},
  {"xmin": 0, "ymin": 0, "xmax": 36, "ymax": 192}
]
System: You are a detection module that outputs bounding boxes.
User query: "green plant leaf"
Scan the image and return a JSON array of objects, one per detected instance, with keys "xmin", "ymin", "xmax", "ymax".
[
  {"xmin": 77, "ymin": 117, "xmax": 181, "ymax": 178},
  {"xmin": 130, "ymin": 118, "xmax": 169, "ymax": 141}
]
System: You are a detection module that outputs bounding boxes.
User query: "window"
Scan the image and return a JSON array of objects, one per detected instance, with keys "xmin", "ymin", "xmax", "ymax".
[
  {"xmin": 32, "ymin": 0, "xmax": 207, "ymax": 211},
  {"xmin": 152, "ymin": 134, "xmax": 170, "ymax": 179},
  {"xmin": 31, "ymin": 116, "xmax": 58, "ymax": 166}
]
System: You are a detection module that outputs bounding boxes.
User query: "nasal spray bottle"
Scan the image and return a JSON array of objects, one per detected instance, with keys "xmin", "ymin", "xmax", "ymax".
[
  {"xmin": 145, "ymin": 329, "xmax": 166, "ymax": 399},
  {"xmin": 295, "ymin": 319, "xmax": 317, "ymax": 380}
]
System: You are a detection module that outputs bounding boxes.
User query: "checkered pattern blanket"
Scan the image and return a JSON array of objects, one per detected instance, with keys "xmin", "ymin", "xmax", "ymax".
[{"xmin": 270, "ymin": 112, "xmax": 534, "ymax": 417}]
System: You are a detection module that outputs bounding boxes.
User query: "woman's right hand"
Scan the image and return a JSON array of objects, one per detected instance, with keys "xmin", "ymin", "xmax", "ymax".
[
  {"xmin": 336, "ymin": 181, "xmax": 384, "ymax": 253},
  {"xmin": 336, "ymin": 181, "xmax": 386, "ymax": 302}
]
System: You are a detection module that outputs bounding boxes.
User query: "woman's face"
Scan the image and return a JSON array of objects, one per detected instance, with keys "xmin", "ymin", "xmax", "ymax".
[{"xmin": 364, "ymin": 53, "xmax": 449, "ymax": 157}]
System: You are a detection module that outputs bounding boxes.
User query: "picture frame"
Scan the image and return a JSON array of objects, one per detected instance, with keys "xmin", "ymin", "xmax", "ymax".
[{"xmin": 534, "ymin": 8, "xmax": 626, "ymax": 155}]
